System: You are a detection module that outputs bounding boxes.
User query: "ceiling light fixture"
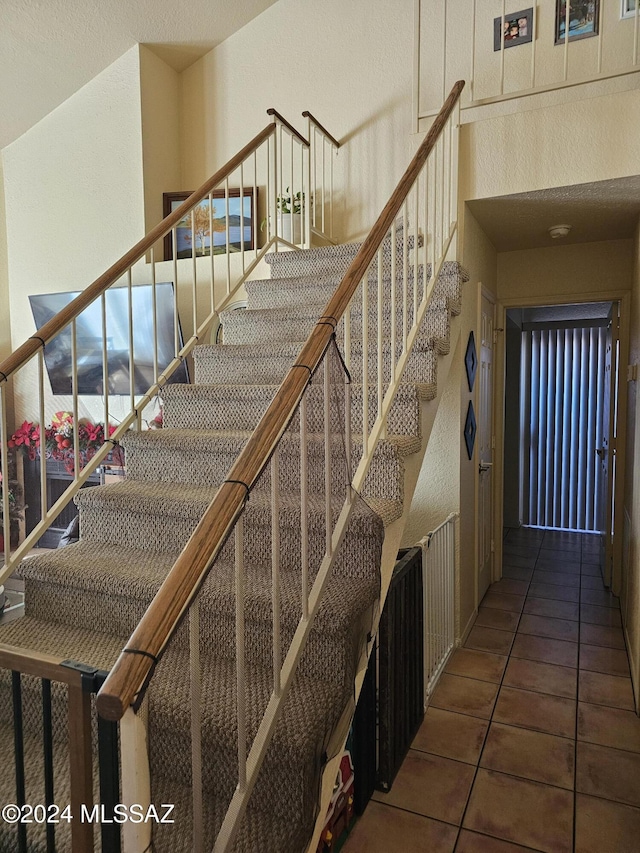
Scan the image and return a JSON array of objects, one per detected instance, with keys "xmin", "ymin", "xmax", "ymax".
[{"xmin": 548, "ymin": 224, "xmax": 572, "ymax": 239}]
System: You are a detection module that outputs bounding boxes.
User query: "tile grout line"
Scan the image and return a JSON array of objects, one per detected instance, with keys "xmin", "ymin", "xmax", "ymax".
[
  {"xmin": 450, "ymin": 528, "xmax": 543, "ymax": 852},
  {"xmin": 572, "ymin": 537, "xmax": 584, "ymax": 853}
]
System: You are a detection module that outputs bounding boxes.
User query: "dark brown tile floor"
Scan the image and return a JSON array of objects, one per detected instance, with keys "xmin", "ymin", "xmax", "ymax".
[{"xmin": 342, "ymin": 528, "xmax": 640, "ymax": 853}]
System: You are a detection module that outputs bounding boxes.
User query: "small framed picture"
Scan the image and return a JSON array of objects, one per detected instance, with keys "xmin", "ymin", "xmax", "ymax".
[
  {"xmin": 494, "ymin": 8, "xmax": 534, "ymax": 51},
  {"xmin": 162, "ymin": 188, "xmax": 258, "ymax": 261},
  {"xmin": 555, "ymin": 1, "xmax": 600, "ymax": 44}
]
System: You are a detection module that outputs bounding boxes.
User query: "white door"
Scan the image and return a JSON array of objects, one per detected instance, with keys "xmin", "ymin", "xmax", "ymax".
[{"xmin": 478, "ymin": 292, "xmax": 495, "ymax": 601}]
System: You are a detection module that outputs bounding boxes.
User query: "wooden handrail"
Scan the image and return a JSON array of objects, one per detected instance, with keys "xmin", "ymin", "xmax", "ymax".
[
  {"xmin": 0, "ymin": 122, "xmax": 275, "ymax": 385},
  {"xmin": 96, "ymin": 80, "xmax": 464, "ymax": 722},
  {"xmin": 266, "ymin": 108, "xmax": 310, "ymax": 147},
  {"xmin": 301, "ymin": 111, "xmax": 341, "ymax": 149}
]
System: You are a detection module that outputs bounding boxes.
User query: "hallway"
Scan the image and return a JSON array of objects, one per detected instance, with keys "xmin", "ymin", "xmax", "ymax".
[{"xmin": 342, "ymin": 527, "xmax": 640, "ymax": 852}]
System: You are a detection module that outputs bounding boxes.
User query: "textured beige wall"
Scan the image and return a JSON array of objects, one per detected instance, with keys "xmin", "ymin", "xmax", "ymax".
[
  {"xmin": 497, "ymin": 239, "xmax": 635, "ymax": 303},
  {"xmin": 403, "ymin": 337, "xmax": 461, "ymax": 548},
  {"xmin": 179, "ymin": 0, "xmax": 418, "ymax": 242},
  {"xmin": 2, "ymin": 47, "xmax": 146, "ymax": 426},
  {"xmin": 460, "ymin": 87, "xmax": 640, "ymax": 204},
  {"xmin": 3, "ymin": 46, "xmax": 145, "ymax": 346},
  {"xmin": 623, "ymin": 218, "xmax": 640, "ymax": 711},
  {"xmin": 139, "ymin": 46, "xmax": 181, "ymax": 237},
  {"xmin": 0, "ymin": 161, "xmax": 10, "ymax": 361}
]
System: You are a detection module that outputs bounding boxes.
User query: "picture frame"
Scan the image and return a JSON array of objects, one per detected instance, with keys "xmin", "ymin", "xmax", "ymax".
[
  {"xmin": 493, "ymin": 8, "xmax": 534, "ymax": 51},
  {"xmin": 162, "ymin": 188, "xmax": 258, "ymax": 261},
  {"xmin": 555, "ymin": 1, "xmax": 600, "ymax": 45}
]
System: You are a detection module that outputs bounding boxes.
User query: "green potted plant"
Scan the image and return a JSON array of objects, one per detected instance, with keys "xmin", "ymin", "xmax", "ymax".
[{"xmin": 261, "ymin": 188, "xmax": 306, "ymax": 245}]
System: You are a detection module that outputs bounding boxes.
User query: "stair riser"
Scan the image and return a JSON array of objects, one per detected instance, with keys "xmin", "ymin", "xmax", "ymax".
[
  {"xmin": 162, "ymin": 383, "xmax": 421, "ymax": 436},
  {"xmin": 124, "ymin": 438, "xmax": 406, "ymax": 503},
  {"xmin": 77, "ymin": 503, "xmax": 385, "ymax": 578},
  {"xmin": 149, "ymin": 717, "xmax": 321, "ymax": 824},
  {"xmin": 246, "ymin": 262, "xmax": 461, "ymax": 312},
  {"xmin": 221, "ymin": 300, "xmax": 451, "ymax": 347},
  {"xmin": 246, "ymin": 268, "xmax": 425, "ymax": 311},
  {"xmin": 191, "ymin": 342, "xmax": 439, "ymax": 387},
  {"xmin": 24, "ymin": 579, "xmax": 152, "ymax": 642}
]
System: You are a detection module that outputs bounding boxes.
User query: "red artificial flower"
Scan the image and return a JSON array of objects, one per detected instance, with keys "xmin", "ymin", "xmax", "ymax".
[{"xmin": 8, "ymin": 420, "xmax": 36, "ymax": 449}]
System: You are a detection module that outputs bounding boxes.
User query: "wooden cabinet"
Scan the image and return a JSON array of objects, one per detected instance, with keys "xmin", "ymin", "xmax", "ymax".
[{"xmin": 23, "ymin": 458, "xmax": 102, "ymax": 548}]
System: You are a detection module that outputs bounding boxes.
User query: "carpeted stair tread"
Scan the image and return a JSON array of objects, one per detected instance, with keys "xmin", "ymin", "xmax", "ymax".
[
  {"xmin": 18, "ymin": 541, "xmax": 178, "ymax": 596},
  {"xmin": 0, "ymin": 616, "xmax": 122, "ymax": 671}
]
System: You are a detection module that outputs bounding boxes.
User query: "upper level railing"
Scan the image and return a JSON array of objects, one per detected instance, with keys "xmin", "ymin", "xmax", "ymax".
[
  {"xmin": 415, "ymin": 0, "xmax": 640, "ymax": 124},
  {"xmin": 96, "ymin": 80, "xmax": 464, "ymax": 852},
  {"xmin": 0, "ymin": 109, "xmax": 339, "ymax": 588}
]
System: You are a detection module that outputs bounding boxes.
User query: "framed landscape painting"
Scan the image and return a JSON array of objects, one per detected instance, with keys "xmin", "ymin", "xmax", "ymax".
[{"xmin": 162, "ymin": 188, "xmax": 257, "ymax": 261}]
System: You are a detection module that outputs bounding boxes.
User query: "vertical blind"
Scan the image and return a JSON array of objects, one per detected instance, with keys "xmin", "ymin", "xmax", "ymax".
[{"xmin": 521, "ymin": 324, "xmax": 608, "ymax": 532}]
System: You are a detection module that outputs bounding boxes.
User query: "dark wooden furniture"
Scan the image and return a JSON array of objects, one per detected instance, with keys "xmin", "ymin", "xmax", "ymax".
[{"xmin": 23, "ymin": 458, "xmax": 101, "ymax": 549}]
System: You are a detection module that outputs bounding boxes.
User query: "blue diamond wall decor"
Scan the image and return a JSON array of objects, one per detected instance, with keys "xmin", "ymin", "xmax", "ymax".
[
  {"xmin": 465, "ymin": 331, "xmax": 477, "ymax": 392},
  {"xmin": 464, "ymin": 400, "xmax": 477, "ymax": 460}
]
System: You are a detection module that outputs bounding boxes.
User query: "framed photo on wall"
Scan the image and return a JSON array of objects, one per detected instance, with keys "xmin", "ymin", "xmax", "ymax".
[
  {"xmin": 162, "ymin": 188, "xmax": 258, "ymax": 261},
  {"xmin": 555, "ymin": 1, "xmax": 600, "ymax": 44},
  {"xmin": 493, "ymin": 8, "xmax": 534, "ymax": 51}
]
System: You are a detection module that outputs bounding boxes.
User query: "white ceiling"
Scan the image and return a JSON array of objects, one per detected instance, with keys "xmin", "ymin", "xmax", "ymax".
[
  {"xmin": 468, "ymin": 177, "xmax": 640, "ymax": 253},
  {"xmin": 0, "ymin": 0, "xmax": 280, "ymax": 151}
]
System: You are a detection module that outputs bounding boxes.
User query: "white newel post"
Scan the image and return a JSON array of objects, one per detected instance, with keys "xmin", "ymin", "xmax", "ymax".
[{"xmin": 120, "ymin": 705, "xmax": 152, "ymax": 853}]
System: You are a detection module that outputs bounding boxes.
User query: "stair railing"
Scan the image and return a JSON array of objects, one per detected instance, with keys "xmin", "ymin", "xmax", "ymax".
[
  {"xmin": 303, "ymin": 111, "xmax": 341, "ymax": 244},
  {"xmin": 0, "ymin": 109, "xmax": 339, "ymax": 588},
  {"xmin": 0, "ymin": 643, "xmax": 120, "ymax": 853},
  {"xmin": 97, "ymin": 81, "xmax": 464, "ymax": 852}
]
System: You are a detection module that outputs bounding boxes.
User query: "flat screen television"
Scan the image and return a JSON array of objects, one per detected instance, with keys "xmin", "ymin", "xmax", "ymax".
[{"xmin": 29, "ymin": 282, "xmax": 189, "ymax": 396}]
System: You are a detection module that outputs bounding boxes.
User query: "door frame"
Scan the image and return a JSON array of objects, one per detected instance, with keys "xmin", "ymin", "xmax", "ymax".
[
  {"xmin": 477, "ymin": 285, "xmax": 496, "ymax": 605},
  {"xmin": 493, "ymin": 290, "xmax": 630, "ymax": 594}
]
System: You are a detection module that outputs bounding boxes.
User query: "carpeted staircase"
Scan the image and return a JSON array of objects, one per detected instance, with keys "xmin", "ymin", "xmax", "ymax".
[{"xmin": 0, "ymin": 239, "xmax": 466, "ymax": 852}]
